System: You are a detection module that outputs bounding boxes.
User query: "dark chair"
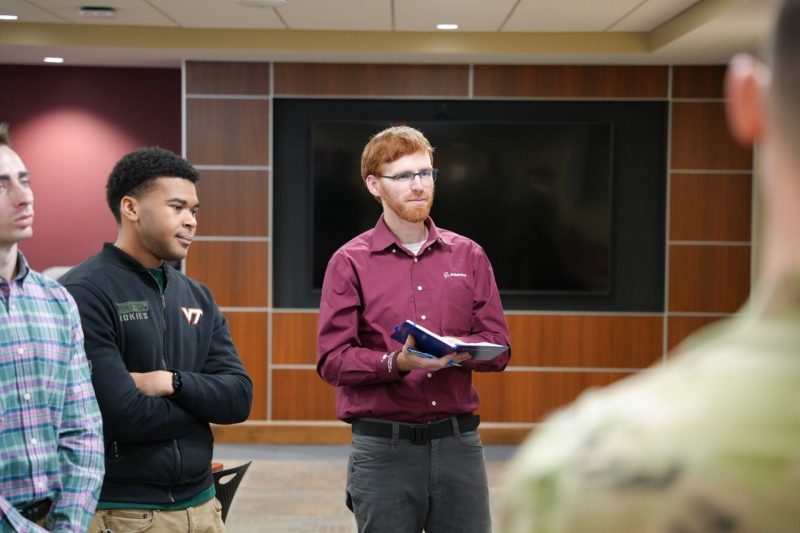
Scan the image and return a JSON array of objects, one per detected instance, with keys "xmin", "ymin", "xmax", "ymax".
[{"xmin": 212, "ymin": 460, "xmax": 252, "ymax": 523}]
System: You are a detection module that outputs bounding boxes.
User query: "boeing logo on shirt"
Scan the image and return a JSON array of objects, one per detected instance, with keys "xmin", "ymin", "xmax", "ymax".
[
  {"xmin": 443, "ymin": 272, "xmax": 467, "ymax": 279},
  {"xmin": 115, "ymin": 300, "xmax": 150, "ymax": 322},
  {"xmin": 181, "ymin": 307, "xmax": 204, "ymax": 326}
]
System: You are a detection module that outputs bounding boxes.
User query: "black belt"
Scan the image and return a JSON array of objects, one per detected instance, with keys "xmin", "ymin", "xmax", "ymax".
[
  {"xmin": 352, "ymin": 414, "xmax": 479, "ymax": 445},
  {"xmin": 18, "ymin": 498, "xmax": 52, "ymax": 523}
]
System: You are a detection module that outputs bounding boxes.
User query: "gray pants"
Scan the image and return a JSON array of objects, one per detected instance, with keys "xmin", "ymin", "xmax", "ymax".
[{"xmin": 346, "ymin": 420, "xmax": 491, "ymax": 533}]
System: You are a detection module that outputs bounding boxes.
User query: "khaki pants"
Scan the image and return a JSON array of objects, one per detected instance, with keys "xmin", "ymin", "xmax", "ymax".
[{"xmin": 88, "ymin": 498, "xmax": 225, "ymax": 533}]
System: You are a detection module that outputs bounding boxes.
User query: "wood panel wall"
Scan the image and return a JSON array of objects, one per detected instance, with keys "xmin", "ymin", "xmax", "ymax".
[{"xmin": 183, "ymin": 62, "xmax": 753, "ymax": 445}]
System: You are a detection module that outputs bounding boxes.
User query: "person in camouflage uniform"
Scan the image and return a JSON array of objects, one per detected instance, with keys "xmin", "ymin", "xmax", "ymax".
[{"xmin": 501, "ymin": 1, "xmax": 800, "ymax": 531}]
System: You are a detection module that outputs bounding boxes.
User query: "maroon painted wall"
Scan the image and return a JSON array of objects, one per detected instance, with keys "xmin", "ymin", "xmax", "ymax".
[{"xmin": 0, "ymin": 65, "xmax": 180, "ymax": 271}]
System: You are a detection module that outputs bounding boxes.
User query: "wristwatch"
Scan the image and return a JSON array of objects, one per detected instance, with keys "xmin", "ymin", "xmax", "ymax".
[{"xmin": 171, "ymin": 371, "xmax": 183, "ymax": 395}]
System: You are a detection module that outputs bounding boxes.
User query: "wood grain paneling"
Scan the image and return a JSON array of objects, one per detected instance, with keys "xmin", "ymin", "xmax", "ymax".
[
  {"xmin": 672, "ymin": 65, "xmax": 726, "ymax": 99},
  {"xmin": 274, "ymin": 63, "xmax": 469, "ymax": 96},
  {"xmin": 186, "ymin": 61, "xmax": 270, "ymax": 95},
  {"xmin": 506, "ymin": 315, "xmax": 662, "ymax": 368},
  {"xmin": 669, "ymin": 244, "xmax": 751, "ymax": 313},
  {"xmin": 186, "ymin": 99, "xmax": 269, "ymax": 166},
  {"xmin": 667, "ymin": 315, "xmax": 727, "ymax": 351},
  {"xmin": 271, "ymin": 313, "xmax": 661, "ymax": 367},
  {"xmin": 185, "ymin": 241, "xmax": 269, "ymax": 307},
  {"xmin": 226, "ymin": 312, "xmax": 268, "ymax": 420},
  {"xmin": 196, "ymin": 170, "xmax": 269, "ymax": 236},
  {"xmin": 671, "ymin": 102, "xmax": 752, "ymax": 170},
  {"xmin": 211, "ymin": 421, "xmax": 532, "ymax": 445},
  {"xmin": 670, "ymin": 173, "xmax": 752, "ymax": 241},
  {"xmin": 473, "ymin": 65, "xmax": 668, "ymax": 98},
  {"xmin": 271, "ymin": 369, "xmax": 337, "ymax": 420},
  {"xmin": 273, "ymin": 312, "xmax": 319, "ymax": 364},
  {"xmin": 212, "ymin": 422, "xmax": 351, "ymax": 444},
  {"xmin": 474, "ymin": 371, "xmax": 632, "ymax": 423}
]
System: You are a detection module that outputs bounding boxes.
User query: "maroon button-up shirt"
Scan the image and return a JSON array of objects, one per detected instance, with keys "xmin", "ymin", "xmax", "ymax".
[{"xmin": 317, "ymin": 216, "xmax": 510, "ymax": 423}]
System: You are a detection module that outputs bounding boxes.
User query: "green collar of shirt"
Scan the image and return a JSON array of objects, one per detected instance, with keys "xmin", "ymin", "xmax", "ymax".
[{"xmin": 147, "ymin": 266, "xmax": 167, "ymax": 294}]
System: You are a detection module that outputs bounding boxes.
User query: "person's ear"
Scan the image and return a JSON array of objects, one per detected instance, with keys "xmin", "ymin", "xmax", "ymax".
[
  {"xmin": 365, "ymin": 175, "xmax": 382, "ymax": 199},
  {"xmin": 119, "ymin": 195, "xmax": 139, "ymax": 223},
  {"xmin": 725, "ymin": 53, "xmax": 769, "ymax": 146}
]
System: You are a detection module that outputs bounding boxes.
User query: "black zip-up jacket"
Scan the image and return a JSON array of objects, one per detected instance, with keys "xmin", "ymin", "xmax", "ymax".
[{"xmin": 61, "ymin": 244, "xmax": 253, "ymax": 505}]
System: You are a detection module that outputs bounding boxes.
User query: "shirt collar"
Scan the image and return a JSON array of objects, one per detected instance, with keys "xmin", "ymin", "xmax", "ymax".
[
  {"xmin": 746, "ymin": 273, "xmax": 800, "ymax": 317},
  {"xmin": 7, "ymin": 251, "xmax": 30, "ymax": 284},
  {"xmin": 369, "ymin": 215, "xmax": 453, "ymax": 253}
]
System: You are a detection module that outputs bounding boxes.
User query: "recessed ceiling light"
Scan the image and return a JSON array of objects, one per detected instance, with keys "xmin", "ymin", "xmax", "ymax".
[
  {"xmin": 79, "ymin": 6, "xmax": 116, "ymax": 18},
  {"xmin": 43, "ymin": 57, "xmax": 64, "ymax": 64},
  {"xmin": 0, "ymin": 14, "xmax": 19, "ymax": 20},
  {"xmin": 238, "ymin": 0, "xmax": 288, "ymax": 7},
  {"xmin": 436, "ymin": 23, "xmax": 458, "ymax": 30}
]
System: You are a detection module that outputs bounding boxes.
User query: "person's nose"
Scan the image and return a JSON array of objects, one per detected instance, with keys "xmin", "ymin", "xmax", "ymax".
[
  {"xmin": 11, "ymin": 182, "xmax": 33, "ymax": 207},
  {"xmin": 184, "ymin": 211, "xmax": 197, "ymax": 229},
  {"xmin": 410, "ymin": 174, "xmax": 425, "ymax": 192}
]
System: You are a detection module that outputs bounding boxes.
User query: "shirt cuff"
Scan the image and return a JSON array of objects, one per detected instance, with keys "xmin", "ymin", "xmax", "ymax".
[{"xmin": 379, "ymin": 350, "xmax": 402, "ymax": 380}]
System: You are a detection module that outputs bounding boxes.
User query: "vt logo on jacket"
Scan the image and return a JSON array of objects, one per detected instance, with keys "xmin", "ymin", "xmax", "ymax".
[
  {"xmin": 181, "ymin": 307, "xmax": 204, "ymax": 325},
  {"xmin": 116, "ymin": 300, "xmax": 150, "ymax": 322}
]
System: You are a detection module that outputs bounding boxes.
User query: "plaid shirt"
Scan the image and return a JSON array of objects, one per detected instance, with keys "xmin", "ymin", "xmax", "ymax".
[{"xmin": 0, "ymin": 253, "xmax": 104, "ymax": 532}]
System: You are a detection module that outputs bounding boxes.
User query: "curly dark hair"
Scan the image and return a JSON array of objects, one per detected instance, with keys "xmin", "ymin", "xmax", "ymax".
[{"xmin": 107, "ymin": 147, "xmax": 200, "ymax": 223}]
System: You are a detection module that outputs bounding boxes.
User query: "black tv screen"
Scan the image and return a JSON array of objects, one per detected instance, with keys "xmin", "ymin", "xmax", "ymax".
[
  {"xmin": 312, "ymin": 121, "xmax": 613, "ymax": 295},
  {"xmin": 274, "ymin": 98, "xmax": 666, "ymax": 312}
]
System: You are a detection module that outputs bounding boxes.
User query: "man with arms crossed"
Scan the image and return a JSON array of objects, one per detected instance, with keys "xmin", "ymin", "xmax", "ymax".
[
  {"xmin": 502, "ymin": 2, "xmax": 800, "ymax": 531},
  {"xmin": 318, "ymin": 125, "xmax": 511, "ymax": 533},
  {"xmin": 0, "ymin": 123, "xmax": 104, "ymax": 532},
  {"xmin": 61, "ymin": 147, "xmax": 253, "ymax": 532}
]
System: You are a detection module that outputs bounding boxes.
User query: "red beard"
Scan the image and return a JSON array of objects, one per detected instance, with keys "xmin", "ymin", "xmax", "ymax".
[{"xmin": 383, "ymin": 190, "xmax": 434, "ymax": 223}]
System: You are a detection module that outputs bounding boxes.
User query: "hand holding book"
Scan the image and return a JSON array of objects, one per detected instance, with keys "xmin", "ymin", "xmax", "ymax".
[{"xmin": 391, "ymin": 320, "xmax": 509, "ymax": 361}]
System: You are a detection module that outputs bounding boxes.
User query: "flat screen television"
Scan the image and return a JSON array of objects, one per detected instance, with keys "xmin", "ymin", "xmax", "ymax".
[{"xmin": 274, "ymin": 99, "xmax": 667, "ymax": 312}]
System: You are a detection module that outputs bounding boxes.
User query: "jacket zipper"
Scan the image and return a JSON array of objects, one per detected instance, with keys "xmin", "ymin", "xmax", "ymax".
[
  {"xmin": 160, "ymin": 292, "xmax": 168, "ymax": 369},
  {"xmin": 147, "ymin": 269, "xmax": 181, "ymax": 502}
]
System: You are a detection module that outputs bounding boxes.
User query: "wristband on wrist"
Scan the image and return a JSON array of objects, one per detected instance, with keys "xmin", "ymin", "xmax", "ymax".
[{"xmin": 171, "ymin": 371, "xmax": 183, "ymax": 395}]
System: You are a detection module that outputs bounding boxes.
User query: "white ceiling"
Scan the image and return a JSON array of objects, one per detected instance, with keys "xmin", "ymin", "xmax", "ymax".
[{"xmin": 0, "ymin": 0, "xmax": 779, "ymax": 67}]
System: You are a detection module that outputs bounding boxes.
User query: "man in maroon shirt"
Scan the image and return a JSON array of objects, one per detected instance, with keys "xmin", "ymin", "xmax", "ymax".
[{"xmin": 317, "ymin": 125, "xmax": 511, "ymax": 532}]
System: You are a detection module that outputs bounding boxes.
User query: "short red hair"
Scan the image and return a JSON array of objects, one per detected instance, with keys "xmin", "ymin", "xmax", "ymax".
[{"xmin": 360, "ymin": 125, "xmax": 434, "ymax": 182}]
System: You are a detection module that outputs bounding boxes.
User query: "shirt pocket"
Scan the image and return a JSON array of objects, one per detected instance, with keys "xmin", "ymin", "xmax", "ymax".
[{"xmin": 439, "ymin": 276, "xmax": 474, "ymax": 337}]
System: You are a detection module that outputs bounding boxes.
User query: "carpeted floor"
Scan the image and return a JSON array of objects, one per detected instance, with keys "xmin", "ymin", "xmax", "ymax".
[{"xmin": 214, "ymin": 444, "xmax": 516, "ymax": 532}]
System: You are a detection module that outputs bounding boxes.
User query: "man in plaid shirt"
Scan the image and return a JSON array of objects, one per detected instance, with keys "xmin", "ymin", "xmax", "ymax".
[{"xmin": 0, "ymin": 122, "xmax": 104, "ymax": 532}]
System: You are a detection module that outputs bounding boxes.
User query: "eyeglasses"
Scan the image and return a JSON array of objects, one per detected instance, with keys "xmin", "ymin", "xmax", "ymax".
[{"xmin": 378, "ymin": 168, "xmax": 438, "ymax": 183}]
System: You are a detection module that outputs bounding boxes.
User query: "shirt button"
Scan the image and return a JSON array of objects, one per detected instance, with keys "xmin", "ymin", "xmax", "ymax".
[
  {"xmin": 31, "ymin": 438, "xmax": 38, "ymax": 445},
  {"xmin": 413, "ymin": 258, "xmax": 418, "ymax": 263},
  {"xmin": 431, "ymin": 400, "xmax": 437, "ymax": 406},
  {"xmin": 427, "ymin": 373, "xmax": 432, "ymax": 378},
  {"xmin": 392, "ymin": 248, "xmax": 396, "ymax": 253},
  {"xmin": 417, "ymin": 285, "xmax": 422, "ymax": 291},
  {"xmin": 17, "ymin": 348, "xmax": 24, "ymax": 355},
  {"xmin": 421, "ymin": 315, "xmax": 427, "ymax": 320},
  {"xmin": 23, "ymin": 392, "xmax": 31, "ymax": 400}
]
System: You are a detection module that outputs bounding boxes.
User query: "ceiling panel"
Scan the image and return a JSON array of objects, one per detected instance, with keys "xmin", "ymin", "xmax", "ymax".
[
  {"xmin": 0, "ymin": 0, "xmax": 777, "ymax": 66},
  {"xmin": 153, "ymin": 0, "xmax": 285, "ymax": 29},
  {"xmin": 610, "ymin": 0, "xmax": 701, "ymax": 31},
  {"xmin": 277, "ymin": 0, "xmax": 391, "ymax": 31},
  {"xmin": 653, "ymin": 0, "xmax": 775, "ymax": 61},
  {"xmin": 504, "ymin": 0, "xmax": 658, "ymax": 32},
  {"xmin": 394, "ymin": 0, "xmax": 519, "ymax": 32},
  {"xmin": 2, "ymin": 0, "xmax": 66, "ymax": 22},
  {"xmin": 24, "ymin": 0, "xmax": 175, "ymax": 26}
]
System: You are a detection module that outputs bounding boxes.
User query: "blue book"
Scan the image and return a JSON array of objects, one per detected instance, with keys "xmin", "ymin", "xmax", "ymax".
[{"xmin": 390, "ymin": 320, "xmax": 509, "ymax": 361}]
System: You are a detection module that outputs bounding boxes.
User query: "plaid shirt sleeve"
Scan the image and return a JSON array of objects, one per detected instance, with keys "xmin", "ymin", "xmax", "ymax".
[
  {"xmin": 47, "ymin": 297, "xmax": 104, "ymax": 532},
  {"xmin": 0, "ymin": 265, "xmax": 105, "ymax": 533}
]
